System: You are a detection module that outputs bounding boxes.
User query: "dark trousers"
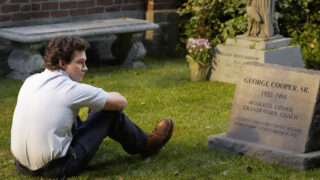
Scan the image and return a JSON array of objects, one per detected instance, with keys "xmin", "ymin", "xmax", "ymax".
[{"xmin": 14, "ymin": 110, "xmax": 148, "ymax": 178}]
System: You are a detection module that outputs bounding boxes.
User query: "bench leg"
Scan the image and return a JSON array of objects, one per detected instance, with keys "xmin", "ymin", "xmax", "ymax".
[
  {"xmin": 123, "ymin": 40, "xmax": 146, "ymax": 68},
  {"xmin": 7, "ymin": 48, "xmax": 44, "ymax": 81},
  {"xmin": 111, "ymin": 33, "xmax": 133, "ymax": 63},
  {"xmin": 111, "ymin": 33, "xmax": 146, "ymax": 68}
]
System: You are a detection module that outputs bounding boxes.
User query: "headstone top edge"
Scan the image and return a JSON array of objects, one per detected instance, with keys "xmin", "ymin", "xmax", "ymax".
[
  {"xmin": 242, "ymin": 62, "xmax": 320, "ymax": 76},
  {"xmin": 235, "ymin": 34, "xmax": 285, "ymax": 42}
]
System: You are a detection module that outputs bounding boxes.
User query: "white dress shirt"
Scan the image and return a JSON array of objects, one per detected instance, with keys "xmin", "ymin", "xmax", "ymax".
[{"xmin": 11, "ymin": 69, "xmax": 108, "ymax": 170}]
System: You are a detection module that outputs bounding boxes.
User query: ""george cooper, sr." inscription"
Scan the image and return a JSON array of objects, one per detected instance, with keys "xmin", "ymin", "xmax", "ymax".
[{"xmin": 243, "ymin": 77, "xmax": 309, "ymax": 93}]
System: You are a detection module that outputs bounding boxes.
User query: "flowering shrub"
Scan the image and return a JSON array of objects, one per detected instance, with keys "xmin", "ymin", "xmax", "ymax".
[{"xmin": 186, "ymin": 38, "xmax": 212, "ymax": 66}]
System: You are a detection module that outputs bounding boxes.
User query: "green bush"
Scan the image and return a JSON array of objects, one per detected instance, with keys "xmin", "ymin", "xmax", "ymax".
[
  {"xmin": 277, "ymin": 0, "xmax": 320, "ymax": 69},
  {"xmin": 178, "ymin": 0, "xmax": 320, "ymax": 69},
  {"xmin": 177, "ymin": 0, "xmax": 247, "ymax": 49},
  {"xmin": 293, "ymin": 23, "xmax": 320, "ymax": 69}
]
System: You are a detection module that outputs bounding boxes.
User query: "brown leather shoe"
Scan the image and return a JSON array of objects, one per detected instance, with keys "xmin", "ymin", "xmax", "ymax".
[{"xmin": 141, "ymin": 118, "xmax": 174, "ymax": 157}]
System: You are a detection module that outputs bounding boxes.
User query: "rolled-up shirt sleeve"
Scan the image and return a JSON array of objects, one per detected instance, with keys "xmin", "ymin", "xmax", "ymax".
[{"xmin": 70, "ymin": 83, "xmax": 108, "ymax": 111}]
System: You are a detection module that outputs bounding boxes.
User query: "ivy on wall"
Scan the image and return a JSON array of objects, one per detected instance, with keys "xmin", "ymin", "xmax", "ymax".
[{"xmin": 178, "ymin": 0, "xmax": 320, "ymax": 69}]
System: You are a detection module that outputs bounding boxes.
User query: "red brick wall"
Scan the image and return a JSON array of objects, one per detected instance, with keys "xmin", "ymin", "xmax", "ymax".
[
  {"xmin": 147, "ymin": 0, "xmax": 176, "ymax": 11},
  {"xmin": 145, "ymin": 0, "xmax": 178, "ymax": 55},
  {"xmin": 0, "ymin": 0, "xmax": 146, "ymax": 23}
]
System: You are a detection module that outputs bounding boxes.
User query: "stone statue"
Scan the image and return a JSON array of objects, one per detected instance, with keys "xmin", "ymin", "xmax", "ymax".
[{"xmin": 246, "ymin": 0, "xmax": 279, "ymax": 38}]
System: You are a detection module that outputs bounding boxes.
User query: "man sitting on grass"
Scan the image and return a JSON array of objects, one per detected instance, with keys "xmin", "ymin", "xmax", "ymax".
[{"xmin": 10, "ymin": 36, "xmax": 174, "ymax": 178}]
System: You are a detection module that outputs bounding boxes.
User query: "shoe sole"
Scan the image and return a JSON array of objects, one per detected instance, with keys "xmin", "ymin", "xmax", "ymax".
[
  {"xmin": 157, "ymin": 118, "xmax": 174, "ymax": 151},
  {"xmin": 163, "ymin": 118, "xmax": 174, "ymax": 145}
]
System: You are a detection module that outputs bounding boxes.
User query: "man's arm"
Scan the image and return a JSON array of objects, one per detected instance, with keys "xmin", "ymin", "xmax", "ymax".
[{"xmin": 102, "ymin": 92, "xmax": 128, "ymax": 110}]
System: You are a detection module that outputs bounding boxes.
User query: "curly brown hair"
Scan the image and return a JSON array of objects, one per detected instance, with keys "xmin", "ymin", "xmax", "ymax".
[{"xmin": 44, "ymin": 36, "xmax": 90, "ymax": 70}]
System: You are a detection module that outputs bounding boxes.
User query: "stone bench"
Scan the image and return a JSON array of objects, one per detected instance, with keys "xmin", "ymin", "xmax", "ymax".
[{"xmin": 0, "ymin": 18, "xmax": 159, "ymax": 80}]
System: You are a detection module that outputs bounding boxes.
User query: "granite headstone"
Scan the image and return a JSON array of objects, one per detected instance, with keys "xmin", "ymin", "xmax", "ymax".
[
  {"xmin": 208, "ymin": 62, "xmax": 320, "ymax": 170},
  {"xmin": 209, "ymin": 35, "xmax": 304, "ymax": 84}
]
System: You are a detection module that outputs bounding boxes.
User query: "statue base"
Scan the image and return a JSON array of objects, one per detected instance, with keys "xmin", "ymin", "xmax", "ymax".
[{"xmin": 209, "ymin": 35, "xmax": 305, "ymax": 84}]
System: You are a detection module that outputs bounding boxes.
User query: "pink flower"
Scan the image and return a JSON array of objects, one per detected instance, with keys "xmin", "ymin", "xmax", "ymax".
[
  {"xmin": 186, "ymin": 38, "xmax": 212, "ymax": 65},
  {"xmin": 187, "ymin": 38, "xmax": 210, "ymax": 49}
]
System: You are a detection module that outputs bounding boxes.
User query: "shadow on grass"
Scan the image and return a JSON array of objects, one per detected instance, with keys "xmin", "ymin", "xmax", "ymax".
[{"xmin": 78, "ymin": 139, "xmax": 233, "ymax": 178}]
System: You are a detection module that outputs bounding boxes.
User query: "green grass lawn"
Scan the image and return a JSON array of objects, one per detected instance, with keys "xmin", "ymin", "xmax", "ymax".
[{"xmin": 0, "ymin": 56, "xmax": 318, "ymax": 179}]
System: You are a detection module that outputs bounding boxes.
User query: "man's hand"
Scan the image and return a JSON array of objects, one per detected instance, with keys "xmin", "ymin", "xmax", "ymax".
[{"xmin": 102, "ymin": 92, "xmax": 128, "ymax": 110}]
